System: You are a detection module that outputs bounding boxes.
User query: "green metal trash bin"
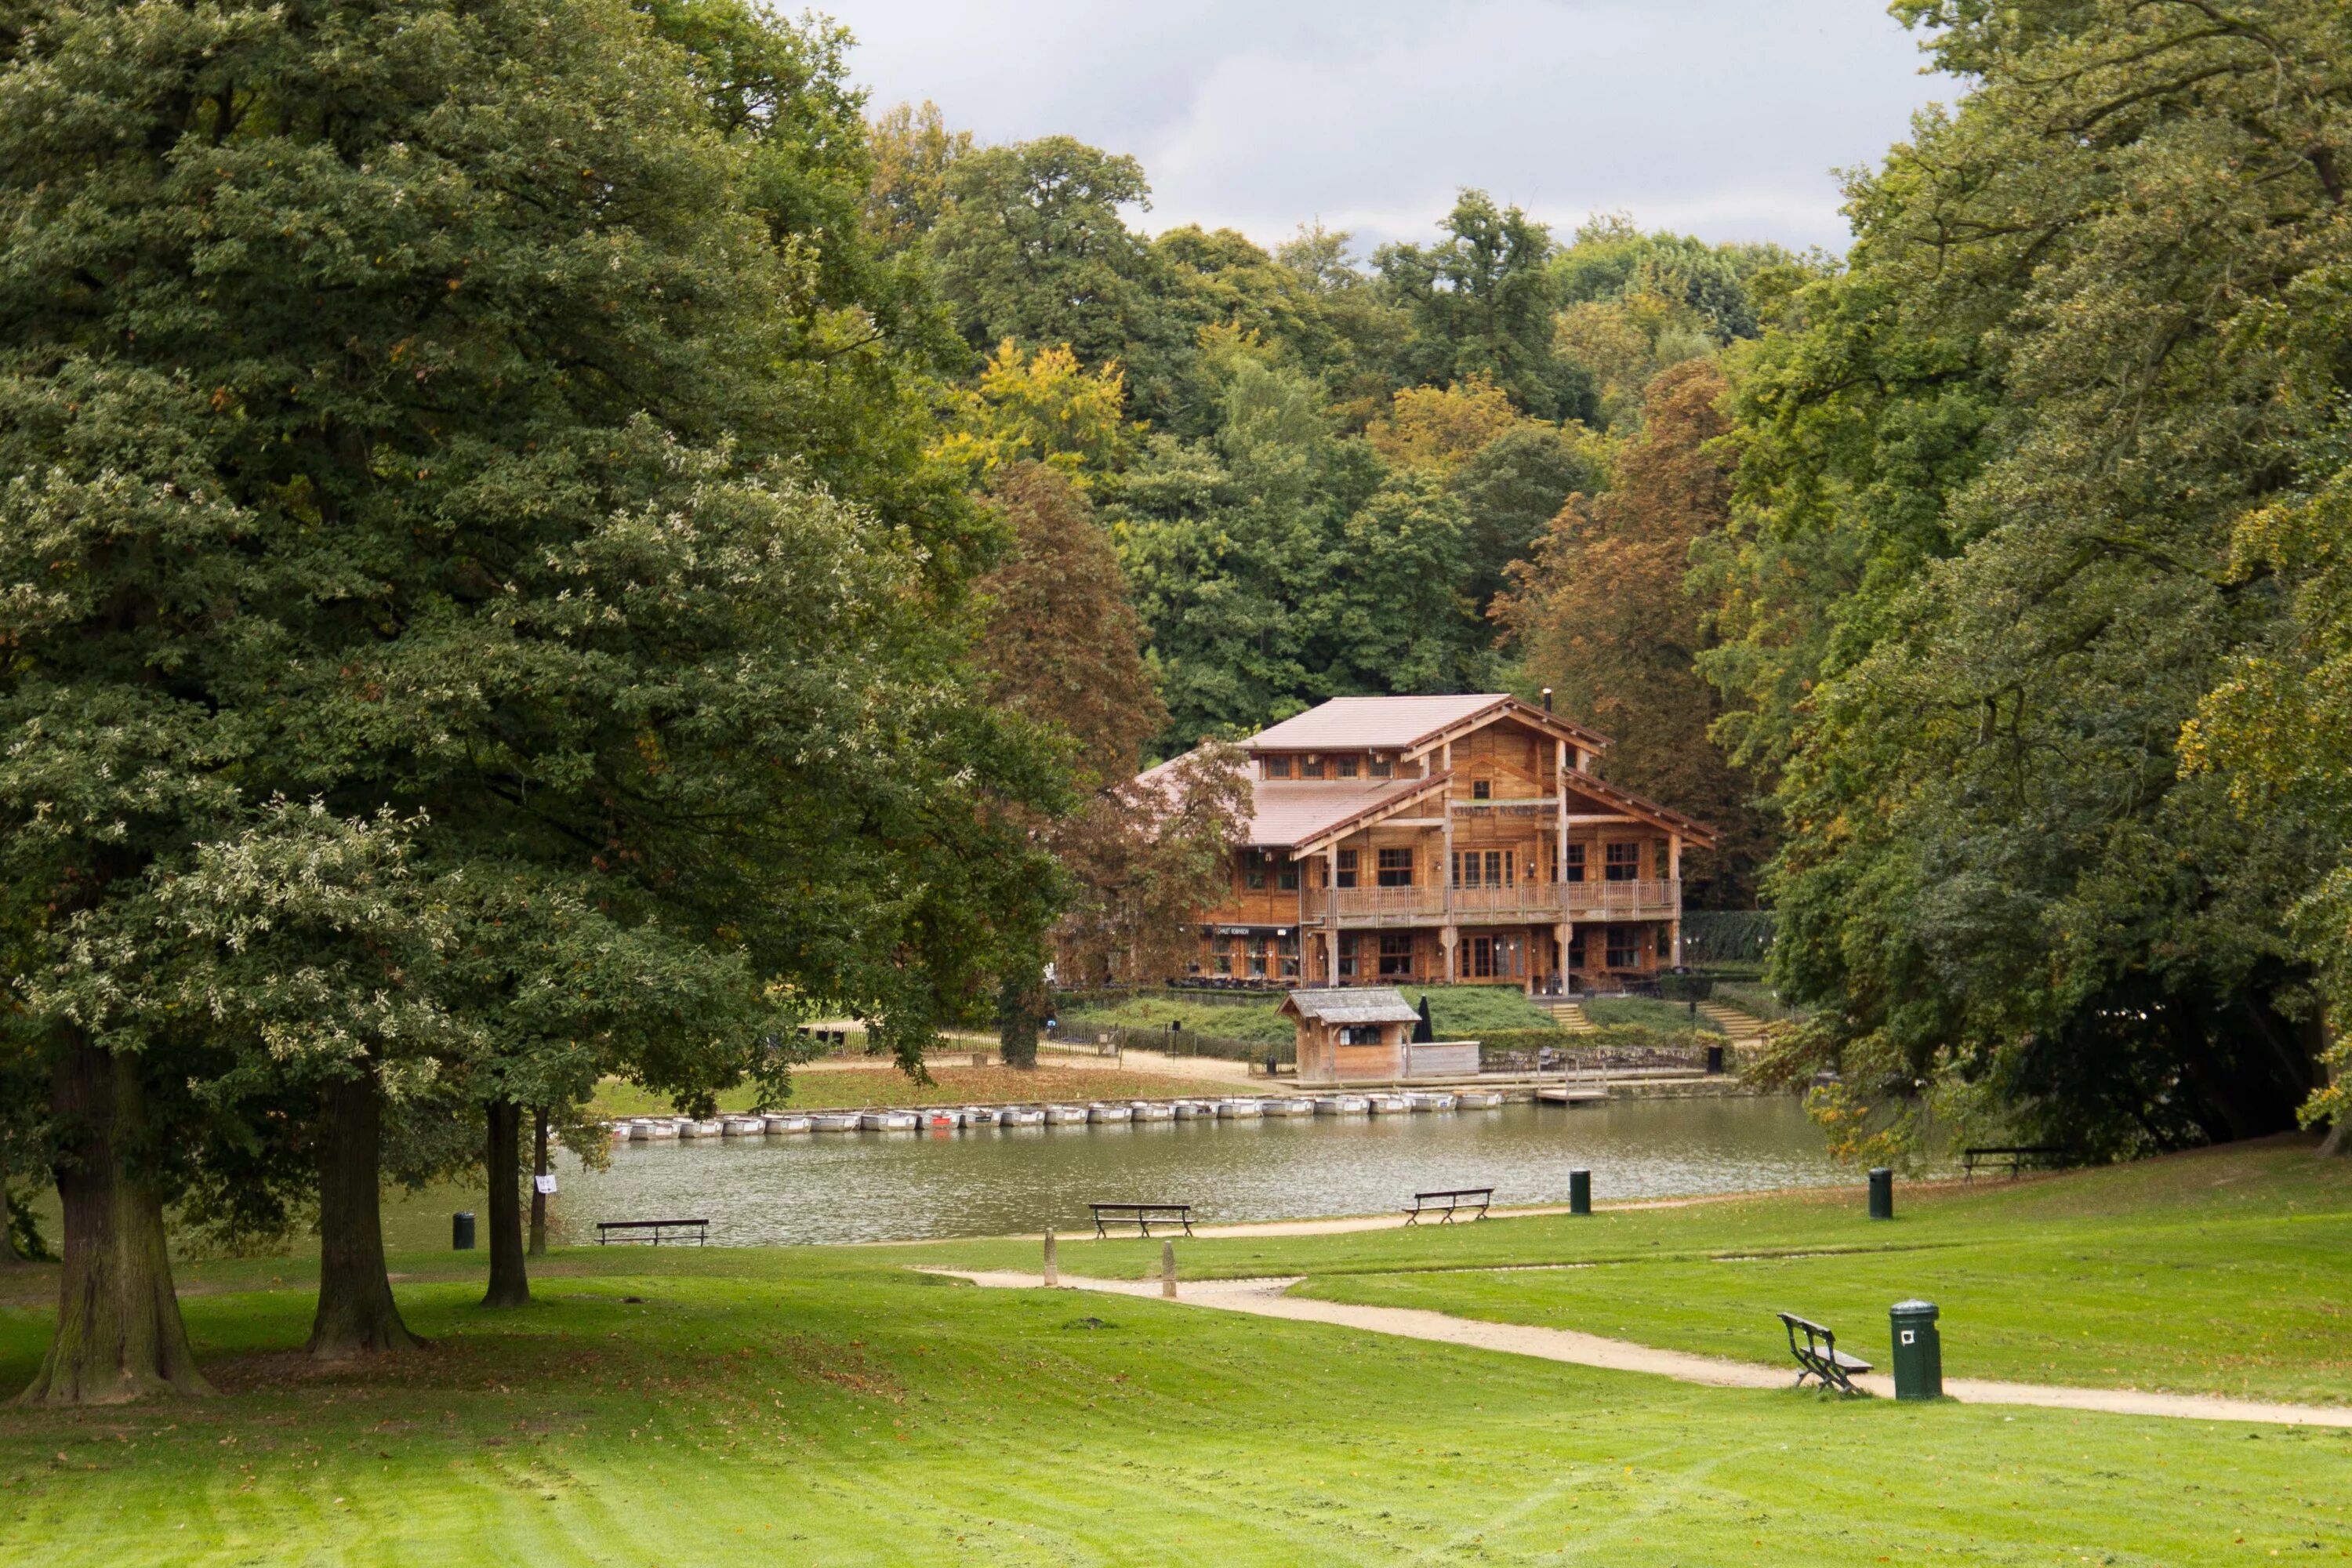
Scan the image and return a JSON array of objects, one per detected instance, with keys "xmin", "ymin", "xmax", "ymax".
[
  {"xmin": 1867, "ymin": 1167, "xmax": 1893, "ymax": 1221},
  {"xmin": 1889, "ymin": 1299, "xmax": 1942, "ymax": 1399},
  {"xmin": 1569, "ymin": 1169, "xmax": 1591, "ymax": 1215}
]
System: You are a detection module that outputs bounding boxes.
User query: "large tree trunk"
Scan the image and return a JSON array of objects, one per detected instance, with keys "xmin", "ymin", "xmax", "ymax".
[
  {"xmin": 997, "ymin": 970, "xmax": 1045, "ymax": 1069},
  {"xmin": 0, "ymin": 1174, "xmax": 20, "ymax": 1270},
  {"xmin": 528, "ymin": 1107, "xmax": 549, "ymax": 1258},
  {"xmin": 2322, "ymin": 1118, "xmax": 2348, "ymax": 1158},
  {"xmin": 306, "ymin": 1075, "xmax": 421, "ymax": 1359},
  {"xmin": 19, "ymin": 1043, "xmax": 210, "ymax": 1405},
  {"xmin": 481, "ymin": 1099, "xmax": 529, "ymax": 1308}
]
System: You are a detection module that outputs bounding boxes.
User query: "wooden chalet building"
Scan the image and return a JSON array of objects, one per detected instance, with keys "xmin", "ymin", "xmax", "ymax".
[{"xmin": 1145, "ymin": 693, "xmax": 1717, "ymax": 993}]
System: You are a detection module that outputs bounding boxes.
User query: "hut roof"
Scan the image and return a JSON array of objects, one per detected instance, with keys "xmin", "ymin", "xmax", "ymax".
[{"xmin": 1279, "ymin": 987, "xmax": 1423, "ymax": 1026}]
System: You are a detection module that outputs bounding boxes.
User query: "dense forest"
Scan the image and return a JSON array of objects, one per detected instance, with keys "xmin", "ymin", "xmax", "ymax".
[
  {"xmin": 874, "ymin": 2, "xmax": 2352, "ymax": 1167},
  {"xmin": 0, "ymin": 0, "xmax": 2345, "ymax": 1406}
]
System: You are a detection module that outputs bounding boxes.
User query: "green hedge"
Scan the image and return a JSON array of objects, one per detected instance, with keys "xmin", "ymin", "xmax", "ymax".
[
  {"xmin": 1681, "ymin": 910, "xmax": 1777, "ymax": 967},
  {"xmin": 1475, "ymin": 1025, "xmax": 1726, "ymax": 1064}
]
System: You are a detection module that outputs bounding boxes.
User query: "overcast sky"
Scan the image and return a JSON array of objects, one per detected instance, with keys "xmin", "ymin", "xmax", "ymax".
[{"xmin": 833, "ymin": 1, "xmax": 1958, "ymax": 259}]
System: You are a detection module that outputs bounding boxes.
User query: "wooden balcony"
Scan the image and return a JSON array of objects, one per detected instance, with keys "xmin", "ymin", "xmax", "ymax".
[{"xmin": 1299, "ymin": 880, "xmax": 1679, "ymax": 927}]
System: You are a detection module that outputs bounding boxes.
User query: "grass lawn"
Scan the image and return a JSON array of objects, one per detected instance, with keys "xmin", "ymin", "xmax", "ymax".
[
  {"xmin": 2, "ymin": 1140, "xmax": 2347, "ymax": 1565},
  {"xmin": 912, "ymin": 1137, "xmax": 2352, "ymax": 1406},
  {"xmin": 589, "ymin": 1065, "xmax": 1223, "ymax": 1119},
  {"xmin": 1058, "ymin": 985, "xmax": 1559, "ymax": 1046}
]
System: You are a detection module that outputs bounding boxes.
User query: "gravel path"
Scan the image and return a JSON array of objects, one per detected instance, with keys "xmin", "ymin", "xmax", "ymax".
[{"xmin": 936, "ymin": 1269, "xmax": 2352, "ymax": 1428}]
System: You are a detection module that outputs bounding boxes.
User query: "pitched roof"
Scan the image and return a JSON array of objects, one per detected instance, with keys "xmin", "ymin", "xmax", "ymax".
[
  {"xmin": 1246, "ymin": 695, "xmax": 1504, "ymax": 752},
  {"xmin": 1244, "ymin": 775, "xmax": 1442, "ymax": 850},
  {"xmin": 1279, "ymin": 987, "xmax": 1423, "ymax": 1025},
  {"xmin": 1563, "ymin": 766, "xmax": 1721, "ymax": 848},
  {"xmin": 1243, "ymin": 694, "xmax": 1610, "ymax": 756}
]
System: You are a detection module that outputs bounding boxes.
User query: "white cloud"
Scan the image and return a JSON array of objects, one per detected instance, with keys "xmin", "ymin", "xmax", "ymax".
[{"xmin": 835, "ymin": 0, "xmax": 1957, "ymax": 254}]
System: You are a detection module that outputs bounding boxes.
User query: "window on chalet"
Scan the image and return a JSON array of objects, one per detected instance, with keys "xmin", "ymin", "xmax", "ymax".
[
  {"xmin": 1211, "ymin": 933, "xmax": 1232, "ymax": 975},
  {"xmin": 1276, "ymin": 862, "xmax": 1299, "ymax": 891},
  {"xmin": 1341, "ymin": 1023, "xmax": 1383, "ymax": 1046},
  {"xmin": 1245, "ymin": 858, "xmax": 1268, "ymax": 890},
  {"xmin": 1606, "ymin": 928, "xmax": 1639, "ymax": 969},
  {"xmin": 1605, "ymin": 842, "xmax": 1639, "ymax": 883},
  {"xmin": 1369, "ymin": 756, "xmax": 1394, "ymax": 779},
  {"xmin": 1568, "ymin": 927, "xmax": 1588, "ymax": 968},
  {"xmin": 1338, "ymin": 931, "xmax": 1359, "ymax": 978},
  {"xmin": 1279, "ymin": 931, "xmax": 1301, "ymax": 978},
  {"xmin": 1376, "ymin": 848, "xmax": 1414, "ymax": 887},
  {"xmin": 1564, "ymin": 843, "xmax": 1586, "ymax": 882},
  {"xmin": 1450, "ymin": 850, "xmax": 1515, "ymax": 887},
  {"xmin": 1378, "ymin": 931, "xmax": 1414, "ymax": 976},
  {"xmin": 1336, "ymin": 848, "xmax": 1358, "ymax": 889},
  {"xmin": 1301, "ymin": 758, "xmax": 1326, "ymax": 779},
  {"xmin": 1655, "ymin": 839, "xmax": 1671, "ymax": 880},
  {"xmin": 1265, "ymin": 755, "xmax": 1291, "ymax": 779},
  {"xmin": 1335, "ymin": 756, "xmax": 1359, "ymax": 779},
  {"xmin": 1471, "ymin": 779, "xmax": 1492, "ymax": 800}
]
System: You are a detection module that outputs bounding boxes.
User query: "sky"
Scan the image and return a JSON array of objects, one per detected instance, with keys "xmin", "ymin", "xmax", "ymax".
[{"xmin": 833, "ymin": 1, "xmax": 1961, "ymax": 259}]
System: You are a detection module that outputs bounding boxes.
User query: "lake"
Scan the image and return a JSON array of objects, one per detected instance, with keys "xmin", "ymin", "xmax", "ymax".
[{"xmin": 383, "ymin": 1094, "xmax": 1846, "ymax": 1249}]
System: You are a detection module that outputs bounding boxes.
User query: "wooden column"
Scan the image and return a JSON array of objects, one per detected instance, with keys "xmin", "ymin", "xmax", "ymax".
[
  {"xmin": 1327, "ymin": 842, "xmax": 1342, "ymax": 985},
  {"xmin": 1440, "ymin": 741, "xmax": 1457, "ymax": 982},
  {"xmin": 1668, "ymin": 833, "xmax": 1683, "ymax": 967}
]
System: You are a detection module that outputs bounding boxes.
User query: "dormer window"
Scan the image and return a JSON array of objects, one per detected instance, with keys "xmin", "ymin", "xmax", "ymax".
[
  {"xmin": 1301, "ymin": 757, "xmax": 1325, "ymax": 779},
  {"xmin": 1265, "ymin": 756, "xmax": 1291, "ymax": 779},
  {"xmin": 1335, "ymin": 756, "xmax": 1359, "ymax": 779},
  {"xmin": 1370, "ymin": 756, "xmax": 1393, "ymax": 779},
  {"xmin": 1472, "ymin": 779, "xmax": 1492, "ymax": 800}
]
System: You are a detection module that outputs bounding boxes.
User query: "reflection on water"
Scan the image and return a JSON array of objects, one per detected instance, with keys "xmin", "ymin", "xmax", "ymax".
[{"xmin": 383, "ymin": 1096, "xmax": 1841, "ymax": 1250}]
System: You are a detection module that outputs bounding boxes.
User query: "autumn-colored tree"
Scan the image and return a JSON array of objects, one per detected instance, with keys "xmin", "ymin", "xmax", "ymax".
[
  {"xmin": 1051, "ymin": 743, "xmax": 1251, "ymax": 991},
  {"xmin": 865, "ymin": 100, "xmax": 971, "ymax": 255},
  {"xmin": 1499, "ymin": 359, "xmax": 1771, "ymax": 904},
  {"xmin": 1365, "ymin": 376, "xmax": 1523, "ymax": 471},
  {"xmin": 972, "ymin": 464, "xmax": 1167, "ymax": 780},
  {"xmin": 935, "ymin": 342, "xmax": 1136, "ymax": 488}
]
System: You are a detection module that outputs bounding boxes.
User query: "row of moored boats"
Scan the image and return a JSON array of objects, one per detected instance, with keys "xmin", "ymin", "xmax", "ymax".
[{"xmin": 609, "ymin": 1091, "xmax": 1507, "ymax": 1142}]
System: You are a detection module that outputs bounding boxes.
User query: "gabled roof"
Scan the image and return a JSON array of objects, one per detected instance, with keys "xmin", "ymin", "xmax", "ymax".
[
  {"xmin": 1562, "ymin": 766, "xmax": 1721, "ymax": 848},
  {"xmin": 1243, "ymin": 694, "xmax": 1610, "ymax": 756},
  {"xmin": 1279, "ymin": 987, "xmax": 1422, "ymax": 1025},
  {"xmin": 1290, "ymin": 771, "xmax": 1452, "ymax": 855}
]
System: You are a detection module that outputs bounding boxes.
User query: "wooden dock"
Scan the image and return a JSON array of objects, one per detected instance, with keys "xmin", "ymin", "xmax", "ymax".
[{"xmin": 1537, "ymin": 1073, "xmax": 1611, "ymax": 1105}]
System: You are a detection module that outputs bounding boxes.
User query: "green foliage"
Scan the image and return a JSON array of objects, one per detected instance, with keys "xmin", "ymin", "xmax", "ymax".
[
  {"xmin": 1680, "ymin": 911, "xmax": 1777, "ymax": 967},
  {"xmin": 1374, "ymin": 191, "xmax": 1594, "ymax": 423},
  {"xmin": 0, "ymin": 0, "xmax": 1061, "ymax": 1254},
  {"xmin": 1697, "ymin": 0, "xmax": 2350, "ymax": 1156}
]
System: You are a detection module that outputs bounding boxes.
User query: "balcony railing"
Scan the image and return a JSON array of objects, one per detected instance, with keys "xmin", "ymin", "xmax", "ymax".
[{"xmin": 1300, "ymin": 880, "xmax": 1679, "ymax": 925}]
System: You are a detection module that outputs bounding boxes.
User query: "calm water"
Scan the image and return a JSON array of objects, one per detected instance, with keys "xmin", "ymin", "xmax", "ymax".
[{"xmin": 383, "ymin": 1096, "xmax": 1842, "ymax": 1249}]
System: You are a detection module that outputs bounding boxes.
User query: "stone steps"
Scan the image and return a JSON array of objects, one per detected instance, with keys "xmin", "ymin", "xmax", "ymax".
[
  {"xmin": 1542, "ymin": 1000, "xmax": 1601, "ymax": 1035},
  {"xmin": 1696, "ymin": 1000, "xmax": 1773, "ymax": 1044}
]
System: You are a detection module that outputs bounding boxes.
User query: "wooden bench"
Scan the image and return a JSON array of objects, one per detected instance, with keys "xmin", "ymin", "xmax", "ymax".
[
  {"xmin": 1091, "ymin": 1202, "xmax": 1193, "ymax": 1238},
  {"xmin": 1777, "ymin": 1312, "xmax": 1871, "ymax": 1394},
  {"xmin": 596, "ymin": 1218, "xmax": 710, "ymax": 1247},
  {"xmin": 1961, "ymin": 1145, "xmax": 2068, "ymax": 1180},
  {"xmin": 1404, "ymin": 1187, "xmax": 1494, "ymax": 1225}
]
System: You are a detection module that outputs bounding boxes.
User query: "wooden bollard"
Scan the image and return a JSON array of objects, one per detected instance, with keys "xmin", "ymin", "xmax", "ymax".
[
  {"xmin": 1160, "ymin": 1239, "xmax": 1177, "ymax": 1299},
  {"xmin": 1043, "ymin": 1225, "xmax": 1058, "ymax": 1287}
]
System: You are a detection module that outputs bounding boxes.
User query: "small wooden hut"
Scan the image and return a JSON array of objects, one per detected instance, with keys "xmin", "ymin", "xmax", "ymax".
[{"xmin": 1282, "ymin": 988, "xmax": 1432, "ymax": 1083}]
